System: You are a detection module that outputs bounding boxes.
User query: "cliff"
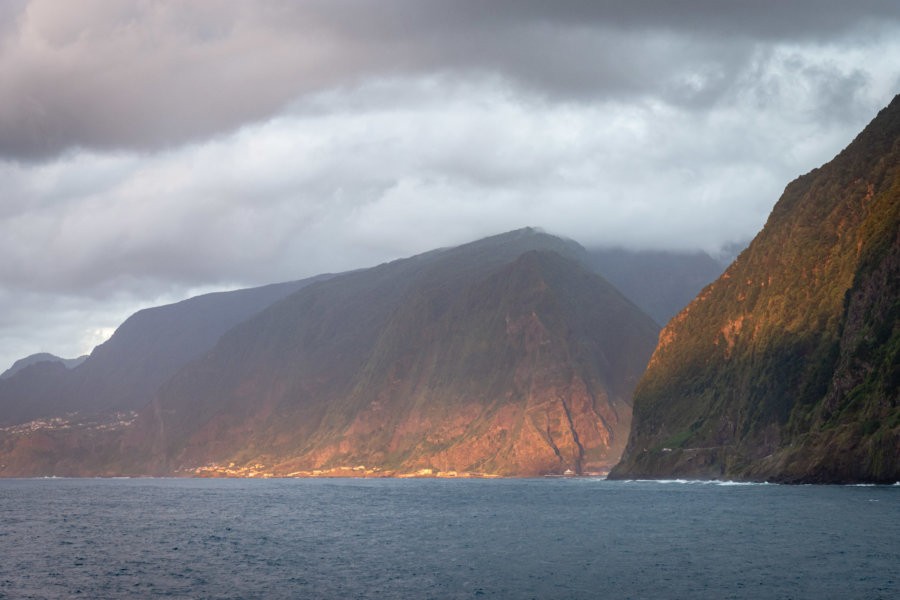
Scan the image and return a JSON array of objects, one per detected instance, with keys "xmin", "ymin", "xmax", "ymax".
[{"xmin": 611, "ymin": 95, "xmax": 900, "ymax": 483}]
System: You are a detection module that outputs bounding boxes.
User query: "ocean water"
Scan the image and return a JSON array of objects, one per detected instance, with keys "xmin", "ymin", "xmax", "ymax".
[{"xmin": 1, "ymin": 478, "xmax": 898, "ymax": 599}]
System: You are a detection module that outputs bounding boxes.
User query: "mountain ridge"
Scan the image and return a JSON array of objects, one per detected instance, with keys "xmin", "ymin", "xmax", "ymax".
[
  {"xmin": 129, "ymin": 231, "xmax": 659, "ymax": 477},
  {"xmin": 1, "ymin": 230, "xmax": 664, "ymax": 477},
  {"xmin": 0, "ymin": 228, "xmax": 724, "ymax": 477},
  {"xmin": 0, "ymin": 353, "xmax": 87, "ymax": 379},
  {"xmin": 0, "ymin": 277, "xmax": 328, "ymax": 426}
]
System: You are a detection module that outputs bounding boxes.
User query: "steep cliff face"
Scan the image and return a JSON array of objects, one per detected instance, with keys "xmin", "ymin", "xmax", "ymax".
[
  {"xmin": 131, "ymin": 232, "xmax": 659, "ymax": 477},
  {"xmin": 611, "ymin": 95, "xmax": 900, "ymax": 483}
]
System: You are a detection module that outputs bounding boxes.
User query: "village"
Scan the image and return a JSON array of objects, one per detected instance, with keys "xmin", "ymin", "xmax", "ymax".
[
  {"xmin": 186, "ymin": 462, "xmax": 502, "ymax": 479},
  {"xmin": 0, "ymin": 411, "xmax": 137, "ymax": 436}
]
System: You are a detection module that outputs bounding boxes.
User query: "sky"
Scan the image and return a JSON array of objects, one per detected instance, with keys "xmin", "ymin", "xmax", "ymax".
[{"xmin": 2, "ymin": 0, "xmax": 900, "ymax": 370}]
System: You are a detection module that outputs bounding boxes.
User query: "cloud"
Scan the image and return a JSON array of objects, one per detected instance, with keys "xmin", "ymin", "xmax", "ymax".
[
  {"xmin": 2, "ymin": 61, "xmax": 893, "ymax": 295},
  {"xmin": 1, "ymin": 1, "xmax": 900, "ymax": 369},
  {"xmin": 1, "ymin": 0, "xmax": 898, "ymax": 160}
]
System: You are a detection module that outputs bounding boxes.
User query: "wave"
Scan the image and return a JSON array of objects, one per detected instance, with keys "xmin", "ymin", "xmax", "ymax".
[
  {"xmin": 618, "ymin": 479, "xmax": 899, "ymax": 487},
  {"xmin": 615, "ymin": 478, "xmax": 773, "ymax": 486},
  {"xmin": 848, "ymin": 483, "xmax": 900, "ymax": 487}
]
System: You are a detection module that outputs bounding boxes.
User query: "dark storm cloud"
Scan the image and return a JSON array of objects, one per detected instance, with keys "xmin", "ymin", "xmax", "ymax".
[{"xmin": 1, "ymin": 0, "xmax": 897, "ymax": 161}]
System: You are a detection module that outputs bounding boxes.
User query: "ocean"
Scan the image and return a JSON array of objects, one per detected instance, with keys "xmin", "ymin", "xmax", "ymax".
[{"xmin": 1, "ymin": 477, "xmax": 897, "ymax": 599}]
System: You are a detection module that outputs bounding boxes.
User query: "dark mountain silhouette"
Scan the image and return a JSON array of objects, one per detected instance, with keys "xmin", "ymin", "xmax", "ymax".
[
  {"xmin": 1, "ymin": 353, "xmax": 87, "ymax": 379},
  {"xmin": 585, "ymin": 248, "xmax": 726, "ymax": 326},
  {"xmin": 611, "ymin": 95, "xmax": 900, "ymax": 483},
  {"xmin": 0, "ymin": 277, "xmax": 327, "ymax": 426}
]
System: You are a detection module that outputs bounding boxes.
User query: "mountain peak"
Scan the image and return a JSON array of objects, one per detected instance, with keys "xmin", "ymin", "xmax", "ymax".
[
  {"xmin": 0, "ymin": 353, "xmax": 86, "ymax": 379},
  {"xmin": 129, "ymin": 237, "xmax": 658, "ymax": 477}
]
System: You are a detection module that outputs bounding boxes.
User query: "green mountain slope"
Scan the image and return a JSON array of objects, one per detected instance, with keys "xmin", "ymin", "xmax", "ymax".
[{"xmin": 610, "ymin": 95, "xmax": 900, "ymax": 483}]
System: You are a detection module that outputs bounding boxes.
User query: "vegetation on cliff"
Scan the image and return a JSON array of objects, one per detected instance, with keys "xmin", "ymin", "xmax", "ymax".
[{"xmin": 611, "ymin": 95, "xmax": 900, "ymax": 483}]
